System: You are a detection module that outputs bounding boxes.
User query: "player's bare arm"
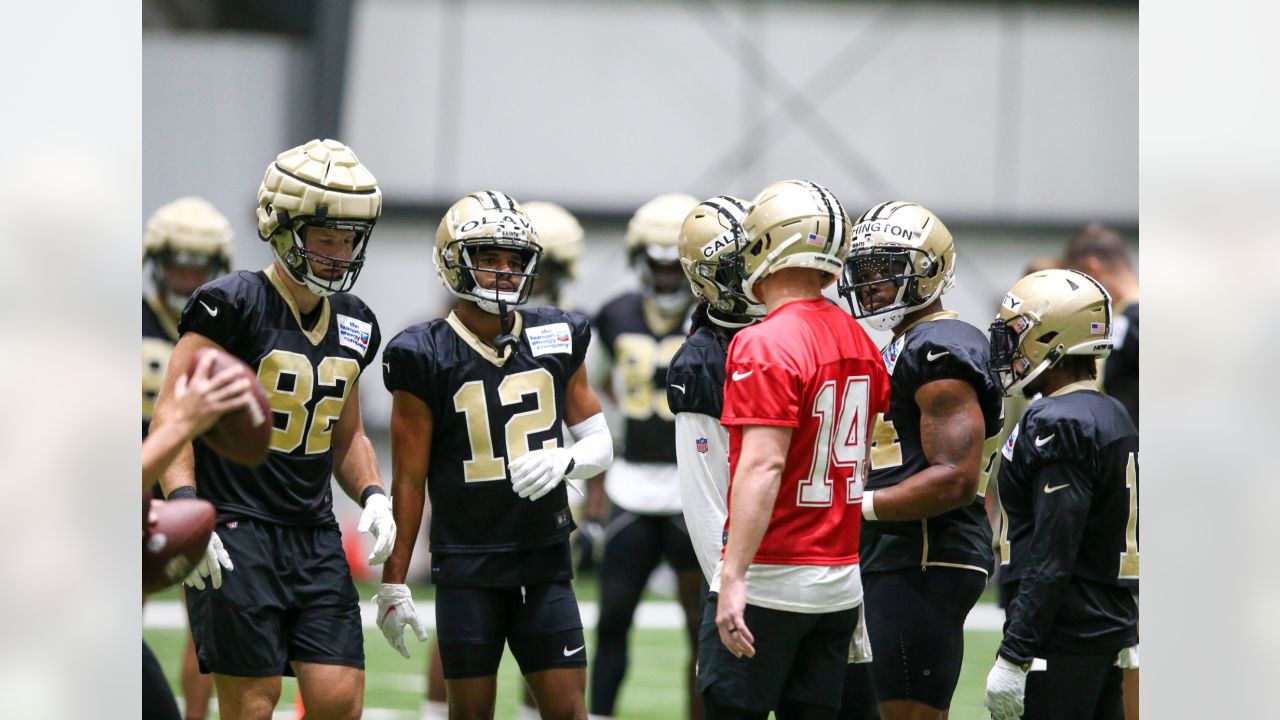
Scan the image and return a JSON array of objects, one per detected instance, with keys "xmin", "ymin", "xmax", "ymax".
[
  {"xmin": 564, "ymin": 363, "xmax": 604, "ymax": 426},
  {"xmin": 382, "ymin": 390, "xmax": 432, "ymax": 585},
  {"xmin": 716, "ymin": 424, "xmax": 791, "ymax": 659},
  {"xmin": 143, "ymin": 349, "xmax": 252, "ymax": 491},
  {"xmin": 330, "ymin": 379, "xmax": 381, "ymax": 501},
  {"xmin": 864, "ymin": 378, "xmax": 985, "ymax": 521},
  {"xmin": 153, "ymin": 332, "xmax": 226, "ymax": 497}
]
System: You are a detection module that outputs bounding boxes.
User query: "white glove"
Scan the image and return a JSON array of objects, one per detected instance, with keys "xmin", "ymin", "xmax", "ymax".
[
  {"xmin": 357, "ymin": 492, "xmax": 396, "ymax": 565},
  {"xmin": 1116, "ymin": 644, "xmax": 1140, "ymax": 669},
  {"xmin": 375, "ymin": 583, "xmax": 430, "ymax": 659},
  {"xmin": 509, "ymin": 448, "xmax": 573, "ymax": 501},
  {"xmin": 184, "ymin": 531, "xmax": 233, "ymax": 591},
  {"xmin": 984, "ymin": 656, "xmax": 1028, "ymax": 720}
]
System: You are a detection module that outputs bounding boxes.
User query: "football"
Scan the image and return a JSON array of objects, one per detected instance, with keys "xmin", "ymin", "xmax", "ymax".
[
  {"xmin": 143, "ymin": 497, "xmax": 216, "ymax": 595},
  {"xmin": 187, "ymin": 347, "xmax": 272, "ymax": 467}
]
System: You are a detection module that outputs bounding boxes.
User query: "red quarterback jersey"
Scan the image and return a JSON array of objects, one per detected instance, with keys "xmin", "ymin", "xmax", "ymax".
[{"xmin": 721, "ymin": 297, "xmax": 889, "ymax": 565}]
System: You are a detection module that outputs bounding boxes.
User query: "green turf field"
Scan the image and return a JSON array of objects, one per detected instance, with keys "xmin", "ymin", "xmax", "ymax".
[{"xmin": 144, "ymin": 578, "xmax": 1003, "ymax": 719}]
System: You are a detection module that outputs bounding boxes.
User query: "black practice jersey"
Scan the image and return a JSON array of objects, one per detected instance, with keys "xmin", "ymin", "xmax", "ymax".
[
  {"xmin": 594, "ymin": 291, "xmax": 687, "ymax": 464},
  {"xmin": 861, "ymin": 313, "xmax": 1002, "ymax": 575},
  {"xmin": 383, "ymin": 307, "xmax": 591, "ymax": 584},
  {"xmin": 142, "ymin": 295, "xmax": 180, "ymax": 437},
  {"xmin": 996, "ymin": 385, "xmax": 1139, "ymax": 663},
  {"xmin": 666, "ymin": 309, "xmax": 736, "ymax": 418},
  {"xmin": 178, "ymin": 267, "xmax": 381, "ymax": 526},
  {"xmin": 1104, "ymin": 301, "xmax": 1139, "ymax": 429}
]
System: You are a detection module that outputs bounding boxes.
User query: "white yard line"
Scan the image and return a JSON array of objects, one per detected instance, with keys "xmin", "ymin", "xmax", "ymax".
[{"xmin": 145, "ymin": 599, "xmax": 1006, "ymax": 632}]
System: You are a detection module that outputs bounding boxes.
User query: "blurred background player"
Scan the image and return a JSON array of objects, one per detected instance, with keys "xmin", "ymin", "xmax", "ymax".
[
  {"xmin": 1062, "ymin": 224, "xmax": 1138, "ymax": 429},
  {"xmin": 705, "ymin": 179, "xmax": 889, "ymax": 719},
  {"xmin": 984, "ymin": 269, "xmax": 1138, "ymax": 720},
  {"xmin": 420, "ymin": 199, "xmax": 591, "ymax": 719},
  {"xmin": 377, "ymin": 191, "xmax": 612, "ymax": 720},
  {"xmin": 667, "ymin": 195, "xmax": 762, "ymax": 587},
  {"xmin": 587, "ymin": 192, "xmax": 704, "ymax": 719},
  {"xmin": 142, "ymin": 195, "xmax": 233, "ymax": 720},
  {"xmin": 154, "ymin": 139, "xmax": 396, "ymax": 720},
  {"xmin": 836, "ymin": 202, "xmax": 1003, "ymax": 720}
]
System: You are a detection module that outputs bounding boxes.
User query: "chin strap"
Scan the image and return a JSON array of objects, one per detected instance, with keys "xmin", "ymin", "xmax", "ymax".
[{"xmin": 494, "ymin": 296, "xmax": 518, "ymax": 357}]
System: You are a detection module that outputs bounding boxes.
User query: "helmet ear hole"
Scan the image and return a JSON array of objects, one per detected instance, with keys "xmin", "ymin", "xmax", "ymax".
[{"xmin": 1037, "ymin": 331, "xmax": 1059, "ymax": 344}]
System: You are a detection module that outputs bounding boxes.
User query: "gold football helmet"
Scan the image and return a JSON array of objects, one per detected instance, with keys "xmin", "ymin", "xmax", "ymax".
[
  {"xmin": 989, "ymin": 269, "xmax": 1114, "ymax": 395},
  {"xmin": 256, "ymin": 139, "xmax": 381, "ymax": 296},
  {"xmin": 677, "ymin": 195, "xmax": 763, "ymax": 328},
  {"xmin": 739, "ymin": 179, "xmax": 851, "ymax": 303},
  {"xmin": 143, "ymin": 196, "xmax": 234, "ymax": 313},
  {"xmin": 523, "ymin": 201, "xmax": 583, "ymax": 307},
  {"xmin": 838, "ymin": 201, "xmax": 956, "ymax": 331},
  {"xmin": 626, "ymin": 193, "xmax": 700, "ymax": 314},
  {"xmin": 434, "ymin": 191, "xmax": 542, "ymax": 314}
]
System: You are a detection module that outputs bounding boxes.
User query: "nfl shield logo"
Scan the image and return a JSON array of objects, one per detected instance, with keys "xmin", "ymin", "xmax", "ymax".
[{"xmin": 695, "ymin": 437, "xmax": 709, "ymax": 454}]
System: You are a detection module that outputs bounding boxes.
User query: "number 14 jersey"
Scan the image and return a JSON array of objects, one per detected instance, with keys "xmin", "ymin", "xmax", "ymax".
[{"xmin": 382, "ymin": 308, "xmax": 592, "ymax": 558}]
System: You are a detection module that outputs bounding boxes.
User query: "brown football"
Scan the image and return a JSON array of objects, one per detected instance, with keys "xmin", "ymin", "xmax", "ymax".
[
  {"xmin": 186, "ymin": 347, "xmax": 272, "ymax": 467},
  {"xmin": 143, "ymin": 497, "xmax": 216, "ymax": 595}
]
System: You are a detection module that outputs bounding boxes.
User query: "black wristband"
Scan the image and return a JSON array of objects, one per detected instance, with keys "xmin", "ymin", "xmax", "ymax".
[
  {"xmin": 166, "ymin": 486, "xmax": 197, "ymax": 501},
  {"xmin": 360, "ymin": 485, "xmax": 386, "ymax": 508}
]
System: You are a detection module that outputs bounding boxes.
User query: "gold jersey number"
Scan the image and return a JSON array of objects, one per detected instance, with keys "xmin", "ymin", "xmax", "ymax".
[
  {"xmin": 870, "ymin": 413, "xmax": 1000, "ymax": 498},
  {"xmin": 142, "ymin": 338, "xmax": 174, "ymax": 422},
  {"xmin": 453, "ymin": 368, "xmax": 560, "ymax": 483},
  {"xmin": 613, "ymin": 334, "xmax": 683, "ymax": 422},
  {"xmin": 257, "ymin": 350, "xmax": 361, "ymax": 455}
]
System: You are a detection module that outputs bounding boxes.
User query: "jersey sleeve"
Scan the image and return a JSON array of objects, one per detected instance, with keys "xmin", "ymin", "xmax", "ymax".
[
  {"xmin": 382, "ymin": 330, "xmax": 434, "ymax": 410},
  {"xmin": 998, "ymin": 460, "xmax": 1095, "ymax": 664},
  {"xmin": 177, "ymin": 275, "xmax": 254, "ymax": 355},
  {"xmin": 721, "ymin": 331, "xmax": 802, "ymax": 428},
  {"xmin": 899, "ymin": 325, "xmax": 997, "ymax": 400},
  {"xmin": 569, "ymin": 311, "xmax": 592, "ymax": 373}
]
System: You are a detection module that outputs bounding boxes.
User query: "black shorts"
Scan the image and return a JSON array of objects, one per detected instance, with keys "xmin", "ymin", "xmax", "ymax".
[
  {"xmin": 185, "ymin": 519, "xmax": 363, "ymax": 677},
  {"xmin": 861, "ymin": 566, "xmax": 986, "ymax": 709},
  {"xmin": 696, "ymin": 592, "xmax": 858, "ymax": 713},
  {"xmin": 435, "ymin": 580, "xmax": 586, "ymax": 679},
  {"xmin": 1024, "ymin": 651, "xmax": 1125, "ymax": 720},
  {"xmin": 142, "ymin": 640, "xmax": 180, "ymax": 720},
  {"xmin": 605, "ymin": 507, "xmax": 700, "ymax": 573}
]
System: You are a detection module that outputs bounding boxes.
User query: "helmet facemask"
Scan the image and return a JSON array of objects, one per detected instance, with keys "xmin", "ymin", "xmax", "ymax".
[
  {"xmin": 274, "ymin": 207, "xmax": 375, "ymax": 297},
  {"xmin": 987, "ymin": 314, "xmax": 1041, "ymax": 395},
  {"xmin": 839, "ymin": 244, "xmax": 942, "ymax": 332},
  {"xmin": 444, "ymin": 239, "xmax": 542, "ymax": 315},
  {"xmin": 691, "ymin": 248, "xmax": 763, "ymax": 328},
  {"xmin": 634, "ymin": 244, "xmax": 691, "ymax": 315}
]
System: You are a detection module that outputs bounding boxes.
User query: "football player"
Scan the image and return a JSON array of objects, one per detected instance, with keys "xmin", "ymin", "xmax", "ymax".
[
  {"xmin": 983, "ymin": 269, "xmax": 1139, "ymax": 720},
  {"xmin": 143, "ymin": 196, "xmax": 233, "ymax": 439},
  {"xmin": 703, "ymin": 179, "xmax": 890, "ymax": 719},
  {"xmin": 153, "ymin": 139, "xmax": 396, "ymax": 720},
  {"xmin": 835, "ymin": 201, "xmax": 1003, "ymax": 720},
  {"xmin": 1062, "ymin": 224, "xmax": 1140, "ymax": 720},
  {"xmin": 587, "ymin": 192, "xmax": 705, "ymax": 719},
  {"xmin": 376, "ymin": 191, "xmax": 613, "ymax": 720},
  {"xmin": 420, "ymin": 200, "xmax": 590, "ymax": 720},
  {"xmin": 142, "ymin": 195, "xmax": 233, "ymax": 720},
  {"xmin": 666, "ymin": 195, "xmax": 762, "ymax": 586}
]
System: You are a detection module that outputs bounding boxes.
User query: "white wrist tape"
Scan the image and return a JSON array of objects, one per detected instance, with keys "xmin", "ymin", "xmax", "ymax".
[
  {"xmin": 862, "ymin": 490, "xmax": 878, "ymax": 521},
  {"xmin": 565, "ymin": 413, "xmax": 613, "ymax": 480}
]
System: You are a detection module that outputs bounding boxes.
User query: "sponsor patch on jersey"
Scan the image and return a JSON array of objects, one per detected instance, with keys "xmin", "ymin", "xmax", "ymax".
[
  {"xmin": 696, "ymin": 437, "xmax": 709, "ymax": 454},
  {"xmin": 525, "ymin": 322, "xmax": 573, "ymax": 357},
  {"xmin": 882, "ymin": 335, "xmax": 905, "ymax": 374},
  {"xmin": 1003, "ymin": 422, "xmax": 1019, "ymax": 461},
  {"xmin": 337, "ymin": 314, "xmax": 373, "ymax": 356}
]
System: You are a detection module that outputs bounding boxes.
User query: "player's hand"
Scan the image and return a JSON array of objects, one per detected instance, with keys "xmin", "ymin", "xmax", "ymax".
[
  {"xmin": 183, "ymin": 530, "xmax": 233, "ymax": 591},
  {"xmin": 375, "ymin": 584, "xmax": 430, "ymax": 659},
  {"xmin": 509, "ymin": 448, "xmax": 573, "ymax": 501},
  {"xmin": 984, "ymin": 656, "xmax": 1028, "ymax": 720},
  {"xmin": 715, "ymin": 574, "xmax": 755, "ymax": 659},
  {"xmin": 573, "ymin": 519, "xmax": 606, "ymax": 572},
  {"xmin": 1115, "ymin": 645, "xmax": 1139, "ymax": 669},
  {"xmin": 169, "ymin": 350, "xmax": 254, "ymax": 438},
  {"xmin": 357, "ymin": 493, "xmax": 396, "ymax": 565}
]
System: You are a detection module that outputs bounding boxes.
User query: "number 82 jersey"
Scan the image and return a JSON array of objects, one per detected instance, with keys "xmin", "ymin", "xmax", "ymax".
[
  {"xmin": 179, "ymin": 267, "xmax": 382, "ymax": 525},
  {"xmin": 382, "ymin": 307, "xmax": 592, "ymax": 555}
]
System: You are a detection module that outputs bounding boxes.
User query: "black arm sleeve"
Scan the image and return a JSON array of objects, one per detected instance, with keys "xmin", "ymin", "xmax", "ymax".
[{"xmin": 999, "ymin": 462, "xmax": 1095, "ymax": 664}]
